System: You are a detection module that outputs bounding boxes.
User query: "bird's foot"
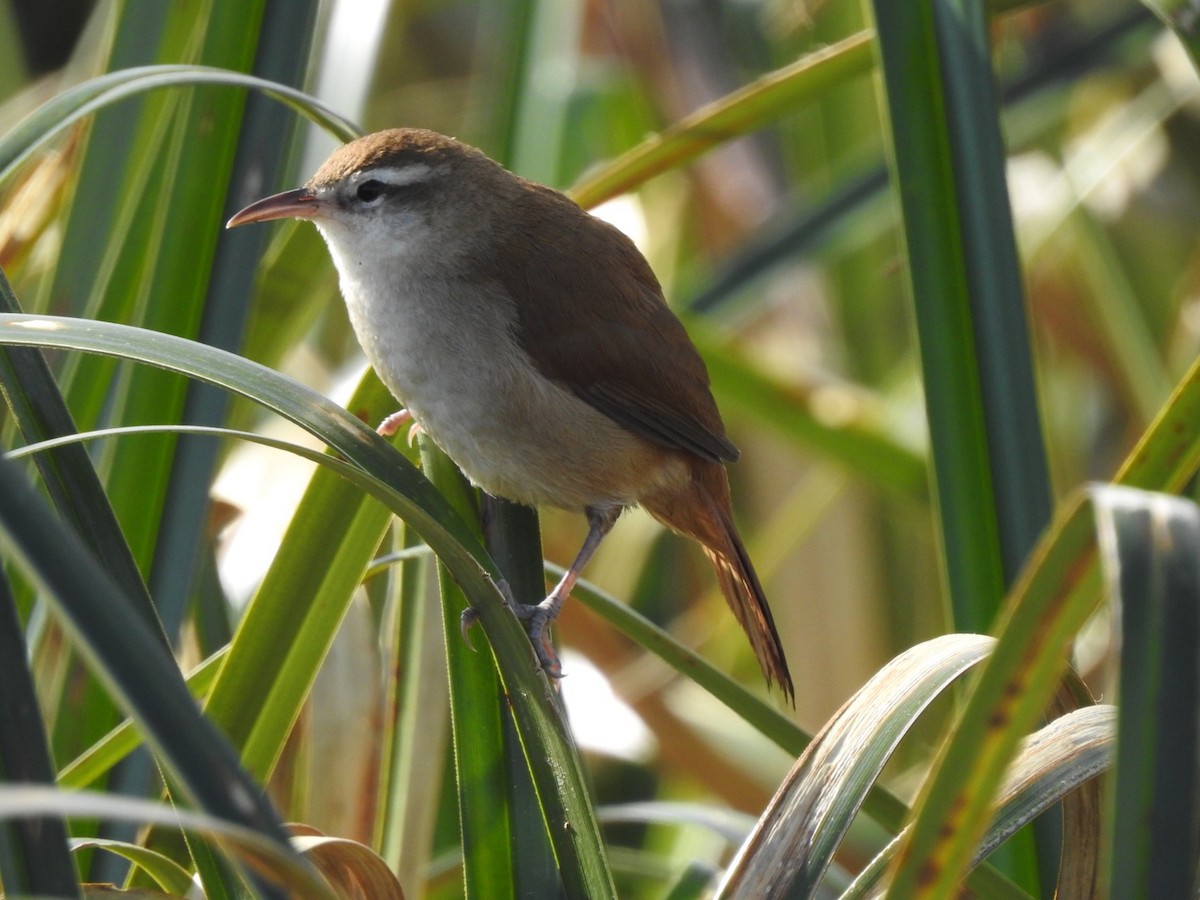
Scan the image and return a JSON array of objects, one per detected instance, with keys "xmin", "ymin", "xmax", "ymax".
[
  {"xmin": 458, "ymin": 579, "xmax": 566, "ymax": 678},
  {"xmin": 522, "ymin": 597, "xmax": 565, "ymax": 679},
  {"xmin": 377, "ymin": 409, "xmax": 411, "ymax": 437},
  {"xmin": 378, "ymin": 409, "xmax": 425, "ymax": 445},
  {"xmin": 459, "ymin": 578, "xmax": 513, "ymax": 648}
]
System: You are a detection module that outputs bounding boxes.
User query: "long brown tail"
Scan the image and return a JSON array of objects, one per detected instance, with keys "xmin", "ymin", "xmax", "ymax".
[{"xmin": 642, "ymin": 460, "xmax": 795, "ymax": 702}]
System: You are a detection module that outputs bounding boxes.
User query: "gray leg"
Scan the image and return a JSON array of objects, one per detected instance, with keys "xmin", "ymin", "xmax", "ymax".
[
  {"xmin": 461, "ymin": 505, "xmax": 622, "ymax": 678},
  {"xmin": 524, "ymin": 505, "xmax": 621, "ymax": 675}
]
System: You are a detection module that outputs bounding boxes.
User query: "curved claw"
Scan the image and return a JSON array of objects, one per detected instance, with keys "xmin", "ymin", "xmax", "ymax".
[
  {"xmin": 525, "ymin": 606, "xmax": 564, "ymax": 678},
  {"xmin": 457, "ymin": 578, "xmax": 516, "ymax": 650},
  {"xmin": 459, "ymin": 607, "xmax": 480, "ymax": 649},
  {"xmin": 456, "ymin": 578, "xmax": 567, "ymax": 678}
]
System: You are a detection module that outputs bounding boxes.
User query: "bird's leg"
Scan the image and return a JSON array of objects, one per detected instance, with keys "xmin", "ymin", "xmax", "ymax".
[
  {"xmin": 522, "ymin": 505, "xmax": 621, "ymax": 677},
  {"xmin": 377, "ymin": 408, "xmax": 424, "ymax": 445},
  {"xmin": 458, "ymin": 505, "xmax": 621, "ymax": 678}
]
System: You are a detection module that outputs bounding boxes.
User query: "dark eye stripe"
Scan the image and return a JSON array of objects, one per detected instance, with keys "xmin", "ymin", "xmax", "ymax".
[{"xmin": 354, "ymin": 176, "xmax": 433, "ymax": 205}]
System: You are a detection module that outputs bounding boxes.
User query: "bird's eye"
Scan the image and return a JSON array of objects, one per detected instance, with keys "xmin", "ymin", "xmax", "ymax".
[{"xmin": 356, "ymin": 179, "xmax": 386, "ymax": 203}]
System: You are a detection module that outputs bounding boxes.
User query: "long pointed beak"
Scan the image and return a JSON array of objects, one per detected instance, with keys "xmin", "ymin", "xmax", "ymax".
[{"xmin": 226, "ymin": 188, "xmax": 321, "ymax": 228}]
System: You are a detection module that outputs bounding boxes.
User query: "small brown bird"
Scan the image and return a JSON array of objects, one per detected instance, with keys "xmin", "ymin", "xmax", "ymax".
[{"xmin": 228, "ymin": 129, "xmax": 793, "ymax": 700}]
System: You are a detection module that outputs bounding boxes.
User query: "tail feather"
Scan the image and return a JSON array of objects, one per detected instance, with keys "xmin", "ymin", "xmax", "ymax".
[
  {"xmin": 643, "ymin": 460, "xmax": 794, "ymax": 702},
  {"xmin": 702, "ymin": 519, "xmax": 794, "ymax": 702}
]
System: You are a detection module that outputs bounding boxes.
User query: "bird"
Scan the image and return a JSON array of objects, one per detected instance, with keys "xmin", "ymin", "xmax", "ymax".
[{"xmin": 227, "ymin": 128, "xmax": 793, "ymax": 700}]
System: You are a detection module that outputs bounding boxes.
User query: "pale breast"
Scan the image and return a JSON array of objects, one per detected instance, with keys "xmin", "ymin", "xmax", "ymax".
[{"xmin": 329, "ymin": 258, "xmax": 686, "ymax": 511}]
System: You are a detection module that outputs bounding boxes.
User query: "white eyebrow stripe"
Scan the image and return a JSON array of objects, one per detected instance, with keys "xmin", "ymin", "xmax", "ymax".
[{"xmin": 361, "ymin": 164, "xmax": 436, "ymax": 186}]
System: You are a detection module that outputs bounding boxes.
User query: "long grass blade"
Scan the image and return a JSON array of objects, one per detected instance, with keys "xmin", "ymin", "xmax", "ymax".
[
  {"xmin": 423, "ymin": 446, "xmax": 520, "ymax": 899},
  {"xmin": 0, "ymin": 312, "xmax": 619, "ymax": 895},
  {"xmin": 846, "ymin": 705, "xmax": 1113, "ymax": 897},
  {"xmin": 716, "ymin": 635, "xmax": 993, "ymax": 898},
  {"xmin": 931, "ymin": 0, "xmax": 1051, "ymax": 585},
  {"xmin": 886, "ymin": 485, "xmax": 1200, "ymax": 896},
  {"xmin": 869, "ymin": 0, "xmax": 1009, "ymax": 638},
  {"xmin": 0, "ymin": 574, "xmax": 79, "ymax": 897},
  {"xmin": 569, "ymin": 31, "xmax": 875, "ymax": 208},
  {"xmin": 0, "ymin": 453, "xmax": 296, "ymax": 855},
  {"xmin": 1102, "ymin": 491, "xmax": 1200, "ymax": 897},
  {"xmin": 0, "ymin": 269, "xmax": 166, "ymax": 646},
  {"xmin": 0, "ymin": 65, "xmax": 357, "ymax": 185},
  {"xmin": 0, "ymin": 786, "xmax": 333, "ymax": 898}
]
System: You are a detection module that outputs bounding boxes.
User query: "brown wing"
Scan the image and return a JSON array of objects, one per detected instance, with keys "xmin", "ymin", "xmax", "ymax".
[{"xmin": 493, "ymin": 182, "xmax": 738, "ymax": 464}]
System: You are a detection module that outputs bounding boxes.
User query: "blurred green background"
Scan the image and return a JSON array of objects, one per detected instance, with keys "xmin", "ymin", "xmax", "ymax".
[{"xmin": 0, "ymin": 0, "xmax": 1195, "ymax": 896}]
